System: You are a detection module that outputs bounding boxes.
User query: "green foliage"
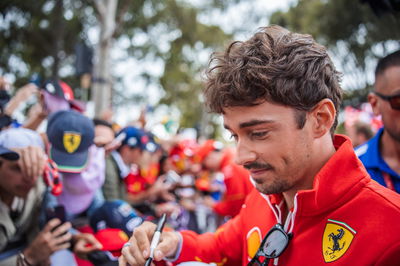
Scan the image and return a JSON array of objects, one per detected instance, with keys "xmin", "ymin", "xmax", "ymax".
[
  {"xmin": 118, "ymin": 0, "xmax": 233, "ymax": 129},
  {"xmin": 342, "ymin": 86, "xmax": 370, "ymax": 108},
  {"xmin": 0, "ymin": 0, "xmax": 87, "ymax": 87},
  {"xmin": 271, "ymin": 0, "xmax": 400, "ymax": 51},
  {"xmin": 0, "ymin": 0, "xmax": 237, "ymax": 132},
  {"xmin": 270, "ymin": 0, "xmax": 400, "ymax": 95}
]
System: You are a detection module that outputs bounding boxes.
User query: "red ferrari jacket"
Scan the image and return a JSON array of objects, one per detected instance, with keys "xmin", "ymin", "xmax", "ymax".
[
  {"xmin": 213, "ymin": 150, "xmax": 254, "ymax": 217},
  {"xmin": 175, "ymin": 135, "xmax": 400, "ymax": 265}
]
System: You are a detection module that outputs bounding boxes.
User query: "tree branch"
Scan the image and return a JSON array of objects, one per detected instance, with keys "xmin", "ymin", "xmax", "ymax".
[
  {"xmin": 94, "ymin": 0, "xmax": 107, "ymax": 23},
  {"xmin": 113, "ymin": 0, "xmax": 131, "ymax": 38},
  {"xmin": 101, "ymin": 0, "xmax": 118, "ymax": 42}
]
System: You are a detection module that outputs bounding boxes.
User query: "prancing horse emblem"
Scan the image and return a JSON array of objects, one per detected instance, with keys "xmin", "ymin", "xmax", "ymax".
[
  {"xmin": 322, "ymin": 219, "xmax": 356, "ymax": 262},
  {"xmin": 328, "ymin": 229, "xmax": 345, "ymax": 254},
  {"xmin": 63, "ymin": 132, "xmax": 81, "ymax": 153}
]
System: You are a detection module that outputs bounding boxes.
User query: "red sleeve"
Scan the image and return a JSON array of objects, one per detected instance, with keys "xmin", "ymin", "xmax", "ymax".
[
  {"xmin": 174, "ymin": 211, "xmax": 244, "ymax": 265},
  {"xmin": 213, "ymin": 165, "xmax": 253, "ymax": 217},
  {"xmin": 213, "ymin": 180, "xmax": 247, "ymax": 217}
]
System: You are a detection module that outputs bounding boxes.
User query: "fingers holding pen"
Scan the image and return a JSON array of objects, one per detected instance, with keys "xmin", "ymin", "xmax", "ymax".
[
  {"xmin": 135, "ymin": 222, "xmax": 156, "ymax": 259},
  {"xmin": 120, "ymin": 216, "xmax": 179, "ymax": 266},
  {"xmin": 154, "ymin": 231, "xmax": 181, "ymax": 261},
  {"xmin": 121, "ymin": 222, "xmax": 156, "ymax": 266},
  {"xmin": 121, "ymin": 237, "xmax": 146, "ymax": 266},
  {"xmin": 120, "ymin": 242, "xmax": 135, "ymax": 265}
]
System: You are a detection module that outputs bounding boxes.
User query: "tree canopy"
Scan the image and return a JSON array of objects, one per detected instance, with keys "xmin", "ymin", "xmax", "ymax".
[
  {"xmin": 0, "ymin": 0, "xmax": 246, "ymax": 131},
  {"xmin": 270, "ymin": 0, "xmax": 400, "ymax": 106}
]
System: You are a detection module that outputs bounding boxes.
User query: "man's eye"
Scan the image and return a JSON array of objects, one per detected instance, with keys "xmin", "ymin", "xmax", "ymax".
[
  {"xmin": 229, "ymin": 134, "xmax": 238, "ymax": 142},
  {"xmin": 251, "ymin": 131, "xmax": 268, "ymax": 139}
]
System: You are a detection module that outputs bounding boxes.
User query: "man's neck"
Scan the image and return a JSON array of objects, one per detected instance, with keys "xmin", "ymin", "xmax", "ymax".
[
  {"xmin": 282, "ymin": 191, "xmax": 295, "ymax": 217},
  {"xmin": 282, "ymin": 135, "xmax": 337, "ymax": 214},
  {"xmin": 380, "ymin": 130, "xmax": 400, "ymax": 174}
]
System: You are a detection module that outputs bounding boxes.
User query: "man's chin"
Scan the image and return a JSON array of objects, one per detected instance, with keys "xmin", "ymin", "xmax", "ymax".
[
  {"xmin": 255, "ymin": 184, "xmax": 277, "ymax": 195},
  {"xmin": 254, "ymin": 181, "xmax": 289, "ymax": 195}
]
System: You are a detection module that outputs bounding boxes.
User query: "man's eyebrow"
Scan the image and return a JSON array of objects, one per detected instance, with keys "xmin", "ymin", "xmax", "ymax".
[
  {"xmin": 224, "ymin": 119, "xmax": 274, "ymax": 130},
  {"xmin": 239, "ymin": 119, "xmax": 275, "ymax": 128}
]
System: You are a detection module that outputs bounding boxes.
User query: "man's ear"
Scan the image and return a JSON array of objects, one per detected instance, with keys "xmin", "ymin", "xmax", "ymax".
[
  {"xmin": 309, "ymin": 99, "xmax": 336, "ymax": 138},
  {"xmin": 368, "ymin": 92, "xmax": 380, "ymax": 116}
]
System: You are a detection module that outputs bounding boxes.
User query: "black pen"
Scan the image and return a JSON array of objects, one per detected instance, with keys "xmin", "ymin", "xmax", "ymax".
[{"xmin": 145, "ymin": 213, "xmax": 167, "ymax": 266}]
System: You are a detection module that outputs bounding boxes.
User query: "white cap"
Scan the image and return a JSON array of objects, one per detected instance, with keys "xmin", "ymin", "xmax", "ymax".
[{"xmin": 0, "ymin": 127, "xmax": 44, "ymax": 149}]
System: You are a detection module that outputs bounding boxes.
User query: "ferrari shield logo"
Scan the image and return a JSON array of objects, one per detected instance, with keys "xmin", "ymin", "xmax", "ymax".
[
  {"xmin": 63, "ymin": 132, "xmax": 81, "ymax": 153},
  {"xmin": 247, "ymin": 227, "xmax": 262, "ymax": 260},
  {"xmin": 323, "ymin": 219, "xmax": 356, "ymax": 262}
]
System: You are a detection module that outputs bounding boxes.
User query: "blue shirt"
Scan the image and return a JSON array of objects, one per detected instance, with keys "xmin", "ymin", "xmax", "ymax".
[{"xmin": 355, "ymin": 128, "xmax": 400, "ymax": 193}]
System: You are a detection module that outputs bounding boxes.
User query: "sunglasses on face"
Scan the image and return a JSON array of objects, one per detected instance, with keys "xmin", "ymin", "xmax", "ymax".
[
  {"xmin": 374, "ymin": 92, "xmax": 400, "ymax": 110},
  {"xmin": 248, "ymin": 224, "xmax": 292, "ymax": 266}
]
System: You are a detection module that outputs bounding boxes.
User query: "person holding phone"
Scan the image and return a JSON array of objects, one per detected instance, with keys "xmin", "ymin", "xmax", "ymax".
[{"xmin": 0, "ymin": 128, "xmax": 102, "ymax": 266}]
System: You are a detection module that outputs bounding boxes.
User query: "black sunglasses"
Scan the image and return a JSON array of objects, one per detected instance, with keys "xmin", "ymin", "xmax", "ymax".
[
  {"xmin": 374, "ymin": 92, "xmax": 400, "ymax": 110},
  {"xmin": 248, "ymin": 224, "xmax": 292, "ymax": 266}
]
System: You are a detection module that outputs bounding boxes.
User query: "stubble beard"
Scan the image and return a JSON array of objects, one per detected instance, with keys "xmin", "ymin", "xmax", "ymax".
[{"xmin": 254, "ymin": 177, "xmax": 292, "ymax": 195}]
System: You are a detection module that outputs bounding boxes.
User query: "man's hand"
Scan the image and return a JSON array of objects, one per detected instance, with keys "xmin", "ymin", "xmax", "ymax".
[
  {"xmin": 148, "ymin": 176, "xmax": 171, "ymax": 199},
  {"xmin": 119, "ymin": 221, "xmax": 181, "ymax": 266},
  {"xmin": 23, "ymin": 102, "xmax": 48, "ymax": 130},
  {"xmin": 14, "ymin": 83, "xmax": 39, "ymax": 102},
  {"xmin": 12, "ymin": 145, "xmax": 46, "ymax": 180},
  {"xmin": 72, "ymin": 233, "xmax": 103, "ymax": 259},
  {"xmin": 23, "ymin": 218, "xmax": 72, "ymax": 265},
  {"xmin": 4, "ymin": 83, "xmax": 38, "ymax": 115},
  {"xmin": 0, "ymin": 76, "xmax": 10, "ymax": 90}
]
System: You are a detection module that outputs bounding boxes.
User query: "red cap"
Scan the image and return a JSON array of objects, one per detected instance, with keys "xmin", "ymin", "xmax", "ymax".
[
  {"xmin": 95, "ymin": 228, "xmax": 129, "ymax": 256},
  {"xmin": 194, "ymin": 140, "xmax": 223, "ymax": 163},
  {"xmin": 59, "ymin": 81, "xmax": 74, "ymax": 100},
  {"xmin": 169, "ymin": 139, "xmax": 198, "ymax": 171}
]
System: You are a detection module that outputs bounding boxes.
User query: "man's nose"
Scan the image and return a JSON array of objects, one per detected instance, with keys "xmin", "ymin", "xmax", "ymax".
[{"xmin": 234, "ymin": 140, "xmax": 256, "ymax": 166}]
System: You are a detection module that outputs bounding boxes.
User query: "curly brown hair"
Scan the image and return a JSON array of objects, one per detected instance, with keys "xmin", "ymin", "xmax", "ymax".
[{"xmin": 204, "ymin": 25, "xmax": 343, "ymax": 134}]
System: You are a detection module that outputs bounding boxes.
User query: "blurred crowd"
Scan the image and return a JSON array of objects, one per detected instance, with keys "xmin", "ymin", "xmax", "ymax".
[{"xmin": 0, "ymin": 78, "xmax": 254, "ymax": 266}]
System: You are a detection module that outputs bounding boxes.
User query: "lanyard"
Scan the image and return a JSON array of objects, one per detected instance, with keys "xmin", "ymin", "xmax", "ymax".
[
  {"xmin": 43, "ymin": 158, "xmax": 62, "ymax": 196},
  {"xmin": 382, "ymin": 171, "xmax": 395, "ymax": 191}
]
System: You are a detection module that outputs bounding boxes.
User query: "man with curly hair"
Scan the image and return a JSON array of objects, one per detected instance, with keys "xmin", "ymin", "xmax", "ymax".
[{"xmin": 120, "ymin": 26, "xmax": 400, "ymax": 266}]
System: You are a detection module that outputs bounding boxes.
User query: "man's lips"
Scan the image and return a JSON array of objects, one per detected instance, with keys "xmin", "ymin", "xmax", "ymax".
[
  {"xmin": 244, "ymin": 162, "xmax": 274, "ymax": 179},
  {"xmin": 249, "ymin": 168, "xmax": 271, "ymax": 177}
]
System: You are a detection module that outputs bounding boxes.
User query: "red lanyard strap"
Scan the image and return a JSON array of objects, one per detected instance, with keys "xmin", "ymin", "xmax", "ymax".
[
  {"xmin": 382, "ymin": 171, "xmax": 395, "ymax": 191},
  {"xmin": 43, "ymin": 158, "xmax": 63, "ymax": 196}
]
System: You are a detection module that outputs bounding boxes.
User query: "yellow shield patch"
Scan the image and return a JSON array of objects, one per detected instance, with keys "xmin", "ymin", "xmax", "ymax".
[
  {"xmin": 247, "ymin": 227, "xmax": 262, "ymax": 260},
  {"xmin": 63, "ymin": 132, "xmax": 81, "ymax": 153},
  {"xmin": 194, "ymin": 256, "xmax": 227, "ymax": 266},
  {"xmin": 322, "ymin": 219, "xmax": 356, "ymax": 262}
]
